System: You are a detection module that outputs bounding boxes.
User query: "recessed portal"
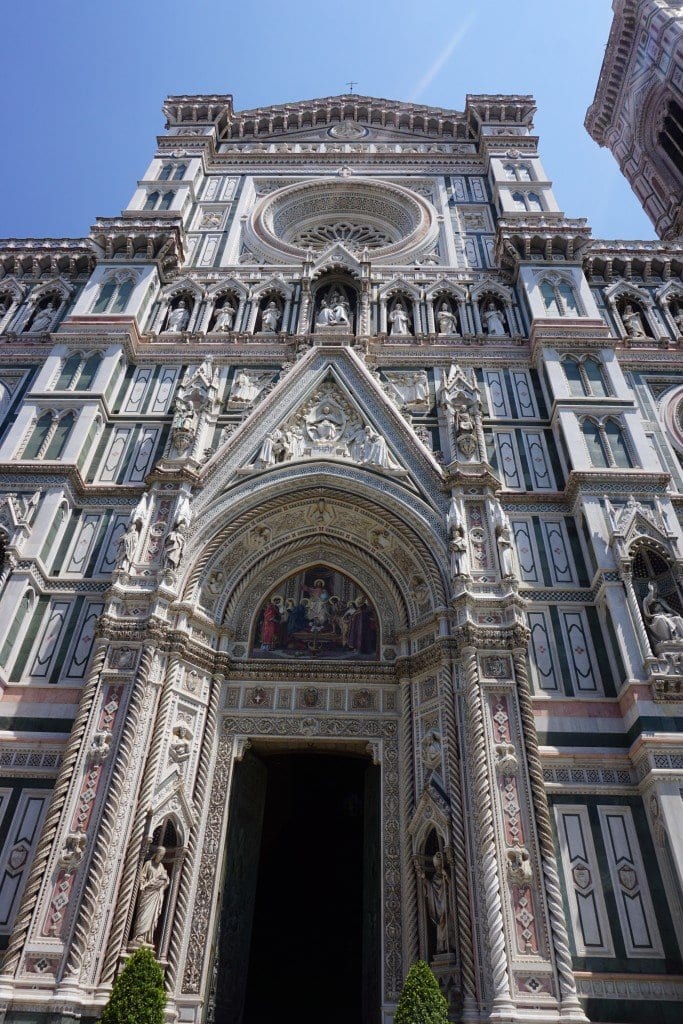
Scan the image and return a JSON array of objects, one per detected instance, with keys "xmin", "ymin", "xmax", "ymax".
[{"xmin": 214, "ymin": 749, "xmax": 380, "ymax": 1024}]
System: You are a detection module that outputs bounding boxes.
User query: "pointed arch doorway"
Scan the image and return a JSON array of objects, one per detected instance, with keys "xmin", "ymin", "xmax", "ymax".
[{"xmin": 212, "ymin": 742, "xmax": 381, "ymax": 1024}]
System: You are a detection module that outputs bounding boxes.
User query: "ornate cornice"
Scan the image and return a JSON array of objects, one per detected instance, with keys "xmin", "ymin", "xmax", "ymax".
[
  {"xmin": 0, "ymin": 238, "xmax": 94, "ymax": 281},
  {"xmin": 89, "ymin": 216, "xmax": 185, "ymax": 280},
  {"xmin": 585, "ymin": 0, "xmax": 642, "ymax": 144}
]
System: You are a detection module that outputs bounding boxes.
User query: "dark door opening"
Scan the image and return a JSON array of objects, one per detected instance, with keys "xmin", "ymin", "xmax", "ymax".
[{"xmin": 214, "ymin": 749, "xmax": 380, "ymax": 1024}]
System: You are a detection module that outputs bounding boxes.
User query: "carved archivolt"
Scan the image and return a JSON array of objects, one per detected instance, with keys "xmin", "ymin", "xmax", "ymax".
[{"xmin": 179, "ymin": 482, "xmax": 448, "ymax": 651}]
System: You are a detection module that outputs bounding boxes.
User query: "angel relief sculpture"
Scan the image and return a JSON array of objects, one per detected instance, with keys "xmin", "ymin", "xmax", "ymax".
[{"xmin": 253, "ymin": 566, "xmax": 378, "ymax": 660}]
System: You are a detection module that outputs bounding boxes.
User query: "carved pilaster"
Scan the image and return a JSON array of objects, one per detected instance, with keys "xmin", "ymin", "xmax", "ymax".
[
  {"xmin": 442, "ymin": 664, "xmax": 477, "ymax": 1016},
  {"xmin": 461, "ymin": 646, "xmax": 514, "ymax": 1016},
  {"xmin": 166, "ymin": 672, "xmax": 221, "ymax": 993},
  {"xmin": 100, "ymin": 653, "xmax": 173, "ymax": 985},
  {"xmin": 0, "ymin": 643, "xmax": 109, "ymax": 978},
  {"xmin": 399, "ymin": 679, "xmax": 419, "ymax": 968},
  {"xmin": 62, "ymin": 642, "xmax": 165, "ymax": 986},
  {"xmin": 512, "ymin": 649, "xmax": 587, "ymax": 1022}
]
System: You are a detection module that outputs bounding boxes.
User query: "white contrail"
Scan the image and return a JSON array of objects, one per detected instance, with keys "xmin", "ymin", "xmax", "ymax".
[{"xmin": 410, "ymin": 14, "xmax": 477, "ymax": 101}]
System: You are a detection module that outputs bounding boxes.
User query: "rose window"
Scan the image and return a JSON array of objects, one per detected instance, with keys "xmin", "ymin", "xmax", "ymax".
[
  {"xmin": 291, "ymin": 221, "xmax": 394, "ymax": 252},
  {"xmin": 245, "ymin": 177, "xmax": 438, "ymax": 264}
]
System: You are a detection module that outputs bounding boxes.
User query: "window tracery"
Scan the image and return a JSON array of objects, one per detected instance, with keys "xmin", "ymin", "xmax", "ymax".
[
  {"xmin": 581, "ymin": 417, "xmax": 633, "ymax": 469},
  {"xmin": 291, "ymin": 221, "xmax": 393, "ymax": 252},
  {"xmin": 21, "ymin": 410, "xmax": 75, "ymax": 461},
  {"xmin": 562, "ymin": 356, "xmax": 609, "ymax": 398},
  {"xmin": 540, "ymin": 277, "xmax": 581, "ymax": 317},
  {"xmin": 92, "ymin": 275, "xmax": 135, "ymax": 315}
]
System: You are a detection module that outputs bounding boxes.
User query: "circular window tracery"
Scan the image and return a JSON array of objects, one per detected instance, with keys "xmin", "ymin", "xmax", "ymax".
[
  {"xmin": 291, "ymin": 221, "xmax": 394, "ymax": 252},
  {"xmin": 245, "ymin": 177, "xmax": 438, "ymax": 264}
]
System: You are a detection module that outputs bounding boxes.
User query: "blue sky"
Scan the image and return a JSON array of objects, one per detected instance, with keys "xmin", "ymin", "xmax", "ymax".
[{"xmin": 0, "ymin": 0, "xmax": 655, "ymax": 241}]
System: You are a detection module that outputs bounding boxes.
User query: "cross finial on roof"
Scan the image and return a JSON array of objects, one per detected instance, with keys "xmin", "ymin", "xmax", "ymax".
[{"xmin": 346, "ymin": 81, "xmax": 358, "ymax": 93}]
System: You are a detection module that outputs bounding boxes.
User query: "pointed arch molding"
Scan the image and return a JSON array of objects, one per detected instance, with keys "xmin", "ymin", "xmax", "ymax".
[{"xmin": 181, "ymin": 475, "xmax": 449, "ymax": 653}]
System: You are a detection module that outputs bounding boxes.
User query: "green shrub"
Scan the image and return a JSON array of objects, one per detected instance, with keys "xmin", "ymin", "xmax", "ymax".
[
  {"xmin": 100, "ymin": 947, "xmax": 166, "ymax": 1024},
  {"xmin": 394, "ymin": 960, "xmax": 450, "ymax": 1024}
]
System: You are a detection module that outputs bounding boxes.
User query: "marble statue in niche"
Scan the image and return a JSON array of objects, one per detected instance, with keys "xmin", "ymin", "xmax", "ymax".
[
  {"xmin": 621, "ymin": 302, "xmax": 647, "ymax": 339},
  {"xmin": 27, "ymin": 301, "xmax": 58, "ymax": 334},
  {"xmin": 418, "ymin": 849, "xmax": 452, "ymax": 955},
  {"xmin": 643, "ymin": 581, "xmax": 683, "ymax": 642},
  {"xmin": 260, "ymin": 299, "xmax": 281, "ymax": 333},
  {"xmin": 315, "ymin": 287, "xmax": 352, "ymax": 330},
  {"xmin": 447, "ymin": 499, "xmax": 469, "ymax": 578},
  {"xmin": 253, "ymin": 565, "xmax": 378, "ymax": 660},
  {"xmin": 166, "ymin": 299, "xmax": 191, "ymax": 333},
  {"xmin": 437, "ymin": 302, "xmax": 459, "ymax": 336},
  {"xmin": 482, "ymin": 301, "xmax": 507, "ymax": 336},
  {"xmin": 164, "ymin": 524, "xmax": 186, "ymax": 570},
  {"xmin": 131, "ymin": 847, "xmax": 170, "ymax": 948},
  {"xmin": 389, "ymin": 301, "xmax": 411, "ymax": 336},
  {"xmin": 211, "ymin": 298, "xmax": 236, "ymax": 332},
  {"xmin": 672, "ymin": 304, "xmax": 683, "ymax": 337}
]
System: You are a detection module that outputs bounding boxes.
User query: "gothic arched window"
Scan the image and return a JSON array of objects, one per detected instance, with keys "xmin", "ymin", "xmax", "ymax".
[
  {"xmin": 159, "ymin": 164, "xmax": 173, "ymax": 181},
  {"xmin": 582, "ymin": 420, "xmax": 609, "ymax": 468},
  {"xmin": 55, "ymin": 353, "xmax": 83, "ymax": 390},
  {"xmin": 92, "ymin": 276, "xmax": 135, "ymax": 315},
  {"xmin": 527, "ymin": 192, "xmax": 543, "ymax": 211},
  {"xmin": 75, "ymin": 353, "xmax": 101, "ymax": 391},
  {"xmin": 540, "ymin": 278, "xmax": 581, "ymax": 318},
  {"xmin": 143, "ymin": 191, "xmax": 160, "ymax": 211},
  {"xmin": 110, "ymin": 277, "xmax": 134, "ymax": 314},
  {"xmin": 541, "ymin": 280, "xmax": 560, "ymax": 316},
  {"xmin": 582, "ymin": 418, "xmax": 633, "ymax": 469},
  {"xmin": 92, "ymin": 279, "xmax": 117, "ymax": 314},
  {"xmin": 604, "ymin": 419, "xmax": 632, "ymax": 468},
  {"xmin": 44, "ymin": 412, "xmax": 74, "ymax": 460},
  {"xmin": 558, "ymin": 281, "xmax": 579, "ymax": 314},
  {"xmin": 582, "ymin": 357, "xmax": 608, "ymax": 396},
  {"xmin": 173, "ymin": 164, "xmax": 187, "ymax": 180},
  {"xmin": 511, "ymin": 191, "xmax": 526, "ymax": 211},
  {"xmin": 159, "ymin": 192, "xmax": 174, "ymax": 211},
  {"xmin": 659, "ymin": 98, "xmax": 683, "ymax": 176},
  {"xmin": 22, "ymin": 412, "xmax": 53, "ymax": 459}
]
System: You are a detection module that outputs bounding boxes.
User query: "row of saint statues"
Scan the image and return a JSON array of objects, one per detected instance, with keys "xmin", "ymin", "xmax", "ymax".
[
  {"xmin": 159, "ymin": 290, "xmax": 511, "ymax": 337},
  {"xmin": 3, "ymin": 290, "xmax": 681, "ymax": 341}
]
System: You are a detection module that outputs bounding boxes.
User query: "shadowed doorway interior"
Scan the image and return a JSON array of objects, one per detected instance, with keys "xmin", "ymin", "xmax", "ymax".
[{"xmin": 214, "ymin": 748, "xmax": 380, "ymax": 1024}]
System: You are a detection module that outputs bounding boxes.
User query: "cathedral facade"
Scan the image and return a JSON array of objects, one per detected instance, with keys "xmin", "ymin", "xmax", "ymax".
[{"xmin": 0, "ymin": 91, "xmax": 682, "ymax": 1024}]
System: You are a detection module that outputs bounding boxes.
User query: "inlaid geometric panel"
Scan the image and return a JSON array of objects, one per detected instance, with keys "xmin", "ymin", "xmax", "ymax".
[
  {"xmin": 554, "ymin": 804, "xmax": 614, "ymax": 956},
  {"xmin": 541, "ymin": 520, "xmax": 577, "ymax": 585},
  {"xmin": 0, "ymin": 791, "xmax": 50, "ymax": 932},
  {"xmin": 512, "ymin": 519, "xmax": 542, "ymax": 583},
  {"xmin": 494, "ymin": 431, "xmax": 523, "ymax": 489},
  {"xmin": 522, "ymin": 431, "xmax": 556, "ymax": 491},
  {"xmin": 527, "ymin": 610, "xmax": 561, "ymax": 692},
  {"xmin": 559, "ymin": 610, "xmax": 601, "ymax": 694},
  {"xmin": 598, "ymin": 806, "xmax": 664, "ymax": 958}
]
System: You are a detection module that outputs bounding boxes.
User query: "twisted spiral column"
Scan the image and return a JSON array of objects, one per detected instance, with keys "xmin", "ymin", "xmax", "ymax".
[
  {"xmin": 399, "ymin": 678, "xmax": 419, "ymax": 968},
  {"xmin": 442, "ymin": 664, "xmax": 477, "ymax": 1013},
  {"xmin": 462, "ymin": 646, "xmax": 512, "ymax": 1013},
  {"xmin": 64, "ymin": 643, "xmax": 159, "ymax": 980},
  {"xmin": 166, "ymin": 673, "xmax": 221, "ymax": 993},
  {"xmin": 1, "ymin": 643, "xmax": 108, "ymax": 976},
  {"xmin": 100, "ymin": 656, "xmax": 178, "ymax": 985},
  {"xmin": 512, "ymin": 649, "xmax": 586, "ymax": 1020}
]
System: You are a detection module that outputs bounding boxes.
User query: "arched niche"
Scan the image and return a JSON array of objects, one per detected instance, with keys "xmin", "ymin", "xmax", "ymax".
[
  {"xmin": 312, "ymin": 274, "xmax": 358, "ymax": 334},
  {"xmin": 251, "ymin": 563, "xmax": 379, "ymax": 660}
]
